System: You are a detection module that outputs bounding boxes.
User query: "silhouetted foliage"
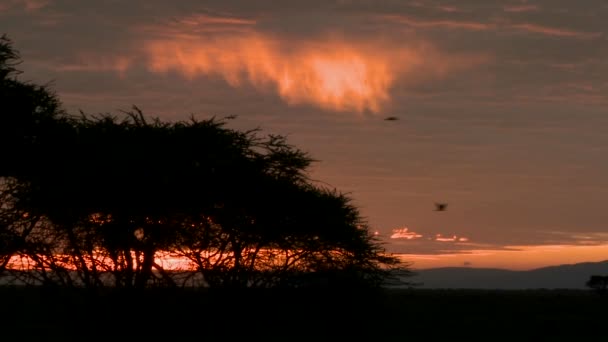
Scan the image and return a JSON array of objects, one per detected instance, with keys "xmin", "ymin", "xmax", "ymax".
[
  {"xmin": 586, "ymin": 275, "xmax": 608, "ymax": 294},
  {"xmin": 0, "ymin": 35, "xmax": 65, "ymax": 281},
  {"xmin": 0, "ymin": 35, "xmax": 409, "ymax": 289},
  {"xmin": 0, "ymin": 178, "xmax": 30, "ymax": 276},
  {"xmin": 0, "ymin": 35, "xmax": 67, "ymax": 181}
]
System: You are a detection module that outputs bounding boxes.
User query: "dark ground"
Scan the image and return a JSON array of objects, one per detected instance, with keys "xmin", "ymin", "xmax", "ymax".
[{"xmin": 0, "ymin": 287, "xmax": 605, "ymax": 341}]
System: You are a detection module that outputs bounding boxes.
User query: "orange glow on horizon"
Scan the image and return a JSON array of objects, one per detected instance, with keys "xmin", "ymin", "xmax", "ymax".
[
  {"xmin": 7, "ymin": 243, "xmax": 608, "ymax": 275},
  {"xmin": 397, "ymin": 243, "xmax": 608, "ymax": 271}
]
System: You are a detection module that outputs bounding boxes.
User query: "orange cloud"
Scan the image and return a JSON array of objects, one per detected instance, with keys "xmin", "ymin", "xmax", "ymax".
[
  {"xmin": 391, "ymin": 227, "xmax": 423, "ymax": 240},
  {"xmin": 137, "ymin": 13, "xmax": 489, "ymax": 113},
  {"xmin": 145, "ymin": 34, "xmax": 407, "ymax": 113},
  {"xmin": 390, "ymin": 228, "xmax": 472, "ymax": 242},
  {"xmin": 435, "ymin": 234, "xmax": 469, "ymax": 242}
]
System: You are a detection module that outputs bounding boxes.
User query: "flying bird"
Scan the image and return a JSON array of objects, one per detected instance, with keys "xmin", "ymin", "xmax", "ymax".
[
  {"xmin": 434, "ymin": 203, "xmax": 447, "ymax": 211},
  {"xmin": 384, "ymin": 116, "xmax": 399, "ymax": 121}
]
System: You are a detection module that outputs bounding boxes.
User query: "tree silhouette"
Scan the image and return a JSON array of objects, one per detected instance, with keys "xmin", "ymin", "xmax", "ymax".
[
  {"xmin": 0, "ymin": 178, "xmax": 34, "ymax": 277},
  {"xmin": 586, "ymin": 275, "xmax": 608, "ymax": 294},
  {"xmin": 0, "ymin": 34, "xmax": 408, "ymax": 289}
]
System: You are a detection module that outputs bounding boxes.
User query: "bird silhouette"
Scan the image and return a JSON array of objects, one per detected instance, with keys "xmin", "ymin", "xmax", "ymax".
[
  {"xmin": 435, "ymin": 203, "xmax": 447, "ymax": 211},
  {"xmin": 384, "ymin": 116, "xmax": 399, "ymax": 121}
]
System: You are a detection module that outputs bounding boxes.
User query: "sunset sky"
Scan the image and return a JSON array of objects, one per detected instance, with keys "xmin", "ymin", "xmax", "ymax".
[{"xmin": 2, "ymin": 0, "xmax": 608, "ymax": 270}]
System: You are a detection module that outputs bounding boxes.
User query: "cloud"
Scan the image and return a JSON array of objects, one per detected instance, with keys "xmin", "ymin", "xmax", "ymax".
[
  {"xmin": 21, "ymin": 0, "xmax": 48, "ymax": 10},
  {"xmin": 382, "ymin": 14, "xmax": 602, "ymax": 39},
  {"xmin": 389, "ymin": 229, "xmax": 608, "ymax": 257},
  {"xmin": 52, "ymin": 55, "xmax": 133, "ymax": 75},
  {"xmin": 391, "ymin": 227, "xmax": 423, "ymax": 240},
  {"xmin": 381, "ymin": 14, "xmax": 491, "ymax": 31},
  {"xmin": 144, "ymin": 34, "xmax": 397, "ymax": 113},
  {"xmin": 509, "ymin": 23, "xmax": 602, "ymax": 39},
  {"xmin": 544, "ymin": 231, "xmax": 608, "ymax": 246},
  {"xmin": 503, "ymin": 4, "xmax": 539, "ymax": 13},
  {"xmin": 152, "ymin": 13, "xmax": 257, "ymax": 35},
  {"xmin": 8, "ymin": 1, "xmax": 599, "ymax": 113},
  {"xmin": 435, "ymin": 234, "xmax": 469, "ymax": 242},
  {"xmin": 389, "ymin": 227, "xmax": 470, "ymax": 243},
  {"xmin": 435, "ymin": 5, "xmax": 465, "ymax": 13},
  {"xmin": 405, "ymin": 1, "xmax": 469, "ymax": 13},
  {"xmin": 0, "ymin": 0, "xmax": 50, "ymax": 12},
  {"xmin": 177, "ymin": 13, "xmax": 257, "ymax": 26},
  {"xmin": 139, "ymin": 15, "xmax": 487, "ymax": 113}
]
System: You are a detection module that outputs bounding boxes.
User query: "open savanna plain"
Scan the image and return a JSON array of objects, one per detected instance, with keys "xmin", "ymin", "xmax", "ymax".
[{"xmin": 1, "ymin": 287, "xmax": 605, "ymax": 341}]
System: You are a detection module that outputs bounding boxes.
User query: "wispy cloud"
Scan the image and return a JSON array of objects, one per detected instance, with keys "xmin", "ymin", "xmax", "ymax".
[
  {"xmin": 435, "ymin": 234, "xmax": 469, "ymax": 242},
  {"xmin": 0, "ymin": 0, "xmax": 50, "ymax": 12},
  {"xmin": 382, "ymin": 14, "xmax": 602, "ymax": 39},
  {"xmin": 22, "ymin": 0, "xmax": 48, "ymax": 10},
  {"xmin": 435, "ymin": 4, "xmax": 466, "ymax": 13},
  {"xmin": 546, "ymin": 231, "xmax": 608, "ymax": 246},
  {"xmin": 154, "ymin": 13, "xmax": 257, "ymax": 35},
  {"xmin": 178, "ymin": 13, "xmax": 257, "ymax": 26},
  {"xmin": 53, "ymin": 55, "xmax": 133, "ymax": 75},
  {"xmin": 382, "ymin": 14, "xmax": 490, "ymax": 31},
  {"xmin": 503, "ymin": 4, "xmax": 539, "ymax": 13},
  {"xmin": 406, "ymin": 1, "xmax": 468, "ymax": 13},
  {"xmin": 509, "ymin": 23, "xmax": 602, "ymax": 39}
]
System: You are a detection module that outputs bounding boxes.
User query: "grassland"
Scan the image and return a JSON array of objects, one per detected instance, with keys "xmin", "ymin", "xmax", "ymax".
[{"xmin": 0, "ymin": 287, "xmax": 605, "ymax": 340}]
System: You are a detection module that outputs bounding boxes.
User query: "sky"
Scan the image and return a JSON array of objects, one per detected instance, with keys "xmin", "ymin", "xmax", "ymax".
[{"xmin": 2, "ymin": 0, "xmax": 608, "ymax": 270}]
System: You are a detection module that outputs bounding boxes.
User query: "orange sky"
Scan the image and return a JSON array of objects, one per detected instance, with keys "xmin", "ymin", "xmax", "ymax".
[
  {"xmin": 398, "ymin": 244, "xmax": 608, "ymax": 270},
  {"xmin": 2, "ymin": 0, "xmax": 608, "ymax": 270}
]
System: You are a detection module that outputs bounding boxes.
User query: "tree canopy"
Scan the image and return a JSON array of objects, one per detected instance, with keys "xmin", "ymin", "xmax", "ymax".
[{"xmin": 0, "ymin": 34, "xmax": 408, "ymax": 289}]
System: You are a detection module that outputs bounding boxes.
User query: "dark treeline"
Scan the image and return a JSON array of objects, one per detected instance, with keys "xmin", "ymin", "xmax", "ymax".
[{"xmin": 0, "ymin": 35, "xmax": 409, "ymax": 290}]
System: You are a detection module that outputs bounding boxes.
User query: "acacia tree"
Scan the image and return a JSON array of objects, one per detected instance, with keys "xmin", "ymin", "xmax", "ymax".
[{"xmin": 0, "ymin": 35, "xmax": 408, "ymax": 289}]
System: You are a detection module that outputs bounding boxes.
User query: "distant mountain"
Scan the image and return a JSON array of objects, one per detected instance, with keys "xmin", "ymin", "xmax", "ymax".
[{"xmin": 402, "ymin": 260, "xmax": 608, "ymax": 290}]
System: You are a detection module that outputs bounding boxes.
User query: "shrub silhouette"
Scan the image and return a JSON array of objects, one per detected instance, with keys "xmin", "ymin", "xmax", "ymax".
[
  {"xmin": 586, "ymin": 275, "xmax": 608, "ymax": 294},
  {"xmin": 0, "ymin": 34, "xmax": 408, "ymax": 289}
]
